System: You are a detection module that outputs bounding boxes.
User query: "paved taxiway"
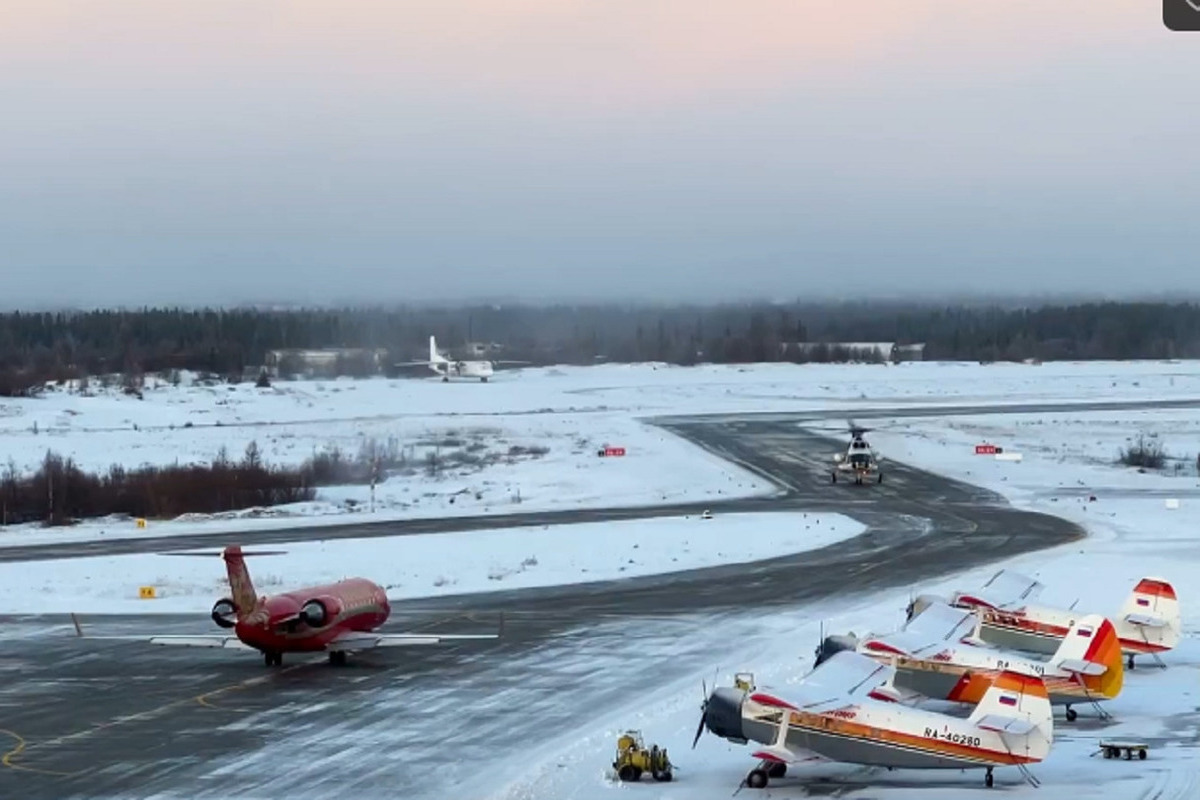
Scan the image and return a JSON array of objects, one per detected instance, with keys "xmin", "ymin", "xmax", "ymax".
[{"xmin": 0, "ymin": 398, "xmax": 1193, "ymax": 799}]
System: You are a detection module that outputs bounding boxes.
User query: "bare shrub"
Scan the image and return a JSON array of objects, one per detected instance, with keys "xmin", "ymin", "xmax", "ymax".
[{"xmin": 1118, "ymin": 435, "xmax": 1166, "ymax": 469}]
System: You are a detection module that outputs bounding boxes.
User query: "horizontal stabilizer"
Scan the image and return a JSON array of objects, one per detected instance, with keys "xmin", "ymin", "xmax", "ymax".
[
  {"xmin": 1125, "ymin": 613, "xmax": 1167, "ymax": 628},
  {"xmin": 974, "ymin": 714, "xmax": 1036, "ymax": 735},
  {"xmin": 1056, "ymin": 658, "xmax": 1107, "ymax": 676}
]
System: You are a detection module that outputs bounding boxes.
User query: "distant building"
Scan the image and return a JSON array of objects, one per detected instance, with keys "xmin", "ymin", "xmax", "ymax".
[
  {"xmin": 264, "ymin": 348, "xmax": 388, "ymax": 378},
  {"xmin": 464, "ymin": 341, "xmax": 506, "ymax": 358}
]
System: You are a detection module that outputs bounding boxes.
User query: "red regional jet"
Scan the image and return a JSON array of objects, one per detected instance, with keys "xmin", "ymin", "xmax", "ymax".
[{"xmin": 76, "ymin": 545, "xmax": 501, "ymax": 666}]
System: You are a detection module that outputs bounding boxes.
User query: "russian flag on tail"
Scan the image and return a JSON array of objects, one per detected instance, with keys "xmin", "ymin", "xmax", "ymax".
[{"xmin": 998, "ymin": 694, "xmax": 1018, "ymax": 707}]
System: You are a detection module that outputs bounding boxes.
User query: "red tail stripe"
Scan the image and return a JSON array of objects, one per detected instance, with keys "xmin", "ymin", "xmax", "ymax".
[{"xmin": 1133, "ymin": 579, "xmax": 1177, "ymax": 601}]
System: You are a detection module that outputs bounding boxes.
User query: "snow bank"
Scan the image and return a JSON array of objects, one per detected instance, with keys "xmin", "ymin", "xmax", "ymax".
[{"xmin": 0, "ymin": 511, "xmax": 864, "ymax": 614}]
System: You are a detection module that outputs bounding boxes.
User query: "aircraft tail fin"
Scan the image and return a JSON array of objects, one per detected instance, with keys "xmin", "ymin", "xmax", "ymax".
[
  {"xmin": 968, "ymin": 670, "xmax": 1053, "ymax": 760},
  {"xmin": 1117, "ymin": 577, "xmax": 1181, "ymax": 652},
  {"xmin": 1048, "ymin": 615, "xmax": 1124, "ymax": 699},
  {"xmin": 222, "ymin": 546, "xmax": 259, "ymax": 621},
  {"xmin": 429, "ymin": 335, "xmax": 448, "ymax": 364}
]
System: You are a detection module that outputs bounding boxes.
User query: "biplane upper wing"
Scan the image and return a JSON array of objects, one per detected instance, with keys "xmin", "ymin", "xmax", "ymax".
[
  {"xmin": 754, "ymin": 651, "xmax": 896, "ymax": 714},
  {"xmin": 956, "ymin": 569, "xmax": 1045, "ymax": 610},
  {"xmin": 862, "ymin": 600, "xmax": 978, "ymax": 658}
]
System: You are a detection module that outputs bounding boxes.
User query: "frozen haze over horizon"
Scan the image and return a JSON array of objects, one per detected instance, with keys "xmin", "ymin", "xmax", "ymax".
[{"xmin": 1, "ymin": 1, "xmax": 1196, "ymax": 309}]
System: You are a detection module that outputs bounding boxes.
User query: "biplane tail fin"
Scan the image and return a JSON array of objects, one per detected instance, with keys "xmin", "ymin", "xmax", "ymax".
[
  {"xmin": 968, "ymin": 670, "xmax": 1053, "ymax": 760},
  {"xmin": 1118, "ymin": 577, "xmax": 1180, "ymax": 653},
  {"xmin": 1049, "ymin": 615, "xmax": 1124, "ymax": 699}
]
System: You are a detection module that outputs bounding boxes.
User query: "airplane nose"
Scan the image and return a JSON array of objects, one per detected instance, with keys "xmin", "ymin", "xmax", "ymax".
[{"xmin": 703, "ymin": 687, "xmax": 748, "ymax": 743}]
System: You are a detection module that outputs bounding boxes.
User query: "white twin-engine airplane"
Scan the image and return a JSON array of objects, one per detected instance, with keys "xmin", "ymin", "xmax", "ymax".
[
  {"xmin": 911, "ymin": 570, "xmax": 1181, "ymax": 668},
  {"xmin": 396, "ymin": 336, "xmax": 526, "ymax": 382},
  {"xmin": 694, "ymin": 650, "xmax": 1053, "ymax": 790}
]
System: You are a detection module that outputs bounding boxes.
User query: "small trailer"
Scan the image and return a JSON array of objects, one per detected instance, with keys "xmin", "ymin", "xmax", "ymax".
[{"xmin": 1097, "ymin": 740, "xmax": 1148, "ymax": 761}]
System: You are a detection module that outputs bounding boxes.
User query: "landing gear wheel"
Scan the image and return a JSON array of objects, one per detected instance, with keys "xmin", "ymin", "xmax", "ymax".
[
  {"xmin": 746, "ymin": 769, "xmax": 769, "ymax": 789},
  {"xmin": 878, "ymin": 472, "xmax": 884, "ymax": 483},
  {"xmin": 1065, "ymin": 706, "xmax": 1078, "ymax": 722},
  {"xmin": 328, "ymin": 650, "xmax": 348, "ymax": 666},
  {"xmin": 831, "ymin": 472, "xmax": 837, "ymax": 483},
  {"xmin": 481, "ymin": 376, "xmax": 488, "ymax": 383},
  {"xmin": 441, "ymin": 375, "xmax": 449, "ymax": 383},
  {"xmin": 985, "ymin": 768, "xmax": 994, "ymax": 788},
  {"xmin": 264, "ymin": 651, "xmax": 282, "ymax": 667},
  {"xmin": 767, "ymin": 762, "xmax": 787, "ymax": 779},
  {"xmin": 1127, "ymin": 654, "xmax": 1135, "ymax": 670},
  {"xmin": 617, "ymin": 765, "xmax": 639, "ymax": 782}
]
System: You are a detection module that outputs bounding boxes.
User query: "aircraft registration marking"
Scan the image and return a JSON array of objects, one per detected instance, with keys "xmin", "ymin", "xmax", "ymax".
[
  {"xmin": 923, "ymin": 727, "xmax": 981, "ymax": 747},
  {"xmin": 994, "ymin": 658, "xmax": 1044, "ymax": 675}
]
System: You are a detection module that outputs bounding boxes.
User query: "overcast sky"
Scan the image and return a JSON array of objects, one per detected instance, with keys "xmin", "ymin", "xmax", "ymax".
[{"xmin": 1, "ymin": 1, "xmax": 1196, "ymax": 309}]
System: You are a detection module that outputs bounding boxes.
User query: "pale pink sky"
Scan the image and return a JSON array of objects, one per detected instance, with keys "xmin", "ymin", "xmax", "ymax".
[{"xmin": 0, "ymin": 1, "xmax": 1194, "ymax": 306}]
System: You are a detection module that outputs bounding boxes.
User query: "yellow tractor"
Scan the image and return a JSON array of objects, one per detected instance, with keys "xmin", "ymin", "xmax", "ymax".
[{"xmin": 612, "ymin": 730, "xmax": 674, "ymax": 782}]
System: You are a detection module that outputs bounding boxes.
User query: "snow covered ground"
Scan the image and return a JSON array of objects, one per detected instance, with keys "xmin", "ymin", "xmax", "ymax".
[
  {"xmin": 2, "ymin": 359, "xmax": 1200, "ymax": 539},
  {"xmin": 476, "ymin": 396, "xmax": 1200, "ymax": 800},
  {"xmin": 3, "ymin": 361, "xmax": 1200, "ymax": 798},
  {"xmin": 0, "ymin": 512, "xmax": 862, "ymax": 614}
]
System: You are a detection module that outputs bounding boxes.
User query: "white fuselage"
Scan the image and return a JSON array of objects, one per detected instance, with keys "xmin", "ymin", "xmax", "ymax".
[
  {"xmin": 742, "ymin": 697, "xmax": 1049, "ymax": 769},
  {"xmin": 432, "ymin": 359, "xmax": 494, "ymax": 381}
]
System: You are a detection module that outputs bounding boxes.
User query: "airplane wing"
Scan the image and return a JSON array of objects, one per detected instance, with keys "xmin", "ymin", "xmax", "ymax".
[
  {"xmin": 956, "ymin": 569, "xmax": 1044, "ymax": 610},
  {"xmin": 70, "ymin": 615, "xmax": 254, "ymax": 649},
  {"xmin": 393, "ymin": 360, "xmax": 437, "ymax": 367},
  {"xmin": 78, "ymin": 633, "xmax": 253, "ymax": 649},
  {"xmin": 327, "ymin": 630, "xmax": 501, "ymax": 652},
  {"xmin": 755, "ymin": 651, "xmax": 895, "ymax": 713},
  {"xmin": 901, "ymin": 601, "xmax": 979, "ymax": 647},
  {"xmin": 145, "ymin": 635, "xmax": 253, "ymax": 649}
]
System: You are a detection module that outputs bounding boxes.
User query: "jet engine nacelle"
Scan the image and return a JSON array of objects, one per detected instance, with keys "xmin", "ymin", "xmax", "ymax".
[
  {"xmin": 211, "ymin": 598, "xmax": 238, "ymax": 628},
  {"xmin": 299, "ymin": 598, "xmax": 339, "ymax": 628}
]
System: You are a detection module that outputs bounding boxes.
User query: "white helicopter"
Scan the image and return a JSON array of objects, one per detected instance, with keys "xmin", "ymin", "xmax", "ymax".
[{"xmin": 829, "ymin": 422, "xmax": 884, "ymax": 485}]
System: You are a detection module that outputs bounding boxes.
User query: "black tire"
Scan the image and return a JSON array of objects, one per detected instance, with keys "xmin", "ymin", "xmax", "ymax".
[
  {"xmin": 831, "ymin": 473, "xmax": 837, "ymax": 483},
  {"xmin": 1138, "ymin": 749, "xmax": 1147, "ymax": 760},
  {"xmin": 767, "ymin": 762, "xmax": 787, "ymax": 778},
  {"xmin": 1065, "ymin": 707, "xmax": 1077, "ymax": 722},
  {"xmin": 481, "ymin": 377, "xmax": 488, "ymax": 383},
  {"xmin": 878, "ymin": 472, "xmax": 884, "ymax": 483},
  {"xmin": 985, "ymin": 771, "xmax": 994, "ymax": 788},
  {"xmin": 328, "ymin": 651, "xmax": 347, "ymax": 666},
  {"xmin": 617, "ymin": 765, "xmax": 638, "ymax": 782},
  {"xmin": 653, "ymin": 769, "xmax": 673, "ymax": 782},
  {"xmin": 746, "ymin": 769, "xmax": 769, "ymax": 789}
]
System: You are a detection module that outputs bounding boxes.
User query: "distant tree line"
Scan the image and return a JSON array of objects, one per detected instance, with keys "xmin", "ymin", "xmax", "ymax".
[
  {"xmin": 0, "ymin": 438, "xmax": 409, "ymax": 527},
  {"xmin": 2, "ymin": 301, "xmax": 1200, "ymax": 394}
]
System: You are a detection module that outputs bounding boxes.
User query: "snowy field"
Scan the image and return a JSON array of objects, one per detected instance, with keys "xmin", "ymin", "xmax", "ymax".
[
  {"xmin": 2, "ymin": 359, "xmax": 1200, "ymax": 540},
  {"xmin": 1, "ymin": 360, "xmax": 1199, "ymax": 797},
  {"xmin": 0, "ymin": 511, "xmax": 862, "ymax": 614}
]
